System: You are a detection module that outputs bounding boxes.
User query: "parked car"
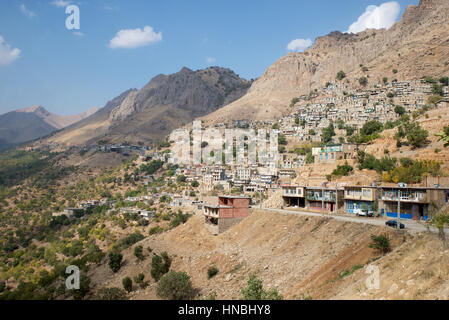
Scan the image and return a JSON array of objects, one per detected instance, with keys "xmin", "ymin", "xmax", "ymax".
[
  {"xmin": 354, "ymin": 208, "xmax": 368, "ymax": 217},
  {"xmin": 385, "ymin": 220, "xmax": 405, "ymax": 229}
]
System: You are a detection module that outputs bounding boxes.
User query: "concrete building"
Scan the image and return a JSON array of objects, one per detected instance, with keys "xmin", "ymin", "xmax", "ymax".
[
  {"xmin": 379, "ymin": 186, "xmax": 449, "ymax": 221},
  {"xmin": 203, "ymin": 196, "xmax": 251, "ymax": 234},
  {"xmin": 344, "ymin": 186, "xmax": 378, "ymax": 214},
  {"xmin": 305, "ymin": 187, "xmax": 344, "ymax": 213}
]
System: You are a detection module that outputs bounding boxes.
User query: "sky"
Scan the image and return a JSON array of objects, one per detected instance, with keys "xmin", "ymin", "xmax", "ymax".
[{"xmin": 0, "ymin": 0, "xmax": 418, "ymax": 116}]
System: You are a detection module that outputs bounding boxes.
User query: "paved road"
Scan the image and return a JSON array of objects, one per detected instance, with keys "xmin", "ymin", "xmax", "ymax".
[{"xmin": 260, "ymin": 207, "xmax": 448, "ymax": 234}]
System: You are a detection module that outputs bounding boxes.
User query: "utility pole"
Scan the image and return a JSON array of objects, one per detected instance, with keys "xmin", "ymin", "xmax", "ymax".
[
  {"xmin": 322, "ymin": 186, "xmax": 325, "ymax": 217},
  {"xmin": 397, "ymin": 189, "xmax": 401, "ymax": 230}
]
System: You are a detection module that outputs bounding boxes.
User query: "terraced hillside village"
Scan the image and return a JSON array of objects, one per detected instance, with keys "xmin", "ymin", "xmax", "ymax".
[{"xmin": 1, "ymin": 0, "xmax": 449, "ymax": 301}]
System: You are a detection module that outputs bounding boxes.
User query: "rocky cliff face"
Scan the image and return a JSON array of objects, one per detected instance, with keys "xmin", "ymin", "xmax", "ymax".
[
  {"xmin": 203, "ymin": 0, "xmax": 449, "ymax": 124},
  {"xmin": 48, "ymin": 67, "xmax": 251, "ymax": 145}
]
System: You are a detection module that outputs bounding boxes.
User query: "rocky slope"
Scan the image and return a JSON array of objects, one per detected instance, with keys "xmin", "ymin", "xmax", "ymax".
[
  {"xmin": 202, "ymin": 0, "xmax": 449, "ymax": 124},
  {"xmin": 84, "ymin": 209, "xmax": 449, "ymax": 300},
  {"xmin": 0, "ymin": 105, "xmax": 99, "ymax": 151},
  {"xmin": 47, "ymin": 67, "xmax": 251, "ymax": 146}
]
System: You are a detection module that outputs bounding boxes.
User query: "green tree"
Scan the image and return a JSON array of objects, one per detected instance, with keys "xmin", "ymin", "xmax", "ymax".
[
  {"xmin": 122, "ymin": 277, "xmax": 133, "ymax": 293},
  {"xmin": 240, "ymin": 274, "xmax": 283, "ymax": 300},
  {"xmin": 359, "ymin": 77, "xmax": 368, "ymax": 86},
  {"xmin": 439, "ymin": 77, "xmax": 449, "ymax": 86},
  {"xmin": 360, "ymin": 120, "xmax": 383, "ymax": 136},
  {"xmin": 156, "ymin": 271, "xmax": 194, "ymax": 300},
  {"xmin": 369, "ymin": 234, "xmax": 391, "ymax": 254},
  {"xmin": 321, "ymin": 123, "xmax": 335, "ymax": 144},
  {"xmin": 336, "ymin": 71, "xmax": 346, "ymax": 80},
  {"xmin": 394, "ymin": 105, "xmax": 406, "ymax": 116},
  {"xmin": 134, "ymin": 245, "xmax": 145, "ymax": 261},
  {"xmin": 207, "ymin": 267, "xmax": 219, "ymax": 279},
  {"xmin": 429, "ymin": 207, "xmax": 449, "ymax": 243},
  {"xmin": 407, "ymin": 126, "xmax": 428, "ymax": 149},
  {"xmin": 151, "ymin": 252, "xmax": 172, "ymax": 281},
  {"xmin": 382, "ymin": 77, "xmax": 388, "ymax": 85},
  {"xmin": 435, "ymin": 126, "xmax": 449, "ymax": 147},
  {"xmin": 191, "ymin": 180, "xmax": 199, "ymax": 188},
  {"xmin": 69, "ymin": 275, "xmax": 91, "ymax": 300},
  {"xmin": 108, "ymin": 251, "xmax": 123, "ymax": 273}
]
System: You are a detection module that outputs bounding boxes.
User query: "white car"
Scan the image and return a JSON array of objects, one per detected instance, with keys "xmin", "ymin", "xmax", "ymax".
[{"xmin": 354, "ymin": 208, "xmax": 368, "ymax": 216}]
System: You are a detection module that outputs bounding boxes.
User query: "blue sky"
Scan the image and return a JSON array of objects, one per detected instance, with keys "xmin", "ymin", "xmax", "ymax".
[{"xmin": 0, "ymin": 0, "xmax": 418, "ymax": 116}]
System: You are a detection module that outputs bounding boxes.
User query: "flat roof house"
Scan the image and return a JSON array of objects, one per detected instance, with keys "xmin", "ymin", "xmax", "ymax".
[
  {"xmin": 344, "ymin": 186, "xmax": 378, "ymax": 214},
  {"xmin": 380, "ymin": 186, "xmax": 449, "ymax": 221},
  {"xmin": 203, "ymin": 196, "xmax": 251, "ymax": 235},
  {"xmin": 306, "ymin": 187, "xmax": 344, "ymax": 213}
]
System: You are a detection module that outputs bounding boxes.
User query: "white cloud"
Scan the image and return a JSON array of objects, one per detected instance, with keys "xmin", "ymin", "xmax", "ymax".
[
  {"xmin": 19, "ymin": 4, "xmax": 36, "ymax": 17},
  {"xmin": 51, "ymin": 0, "xmax": 71, "ymax": 7},
  {"xmin": 286, "ymin": 38, "xmax": 312, "ymax": 52},
  {"xmin": 346, "ymin": 1, "xmax": 401, "ymax": 34},
  {"xmin": 109, "ymin": 26, "xmax": 162, "ymax": 49},
  {"xmin": 0, "ymin": 36, "xmax": 21, "ymax": 66},
  {"xmin": 206, "ymin": 57, "xmax": 216, "ymax": 64}
]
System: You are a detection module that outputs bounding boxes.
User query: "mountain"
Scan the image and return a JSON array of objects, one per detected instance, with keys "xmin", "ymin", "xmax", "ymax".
[
  {"xmin": 47, "ymin": 66, "xmax": 251, "ymax": 146},
  {"xmin": 0, "ymin": 105, "xmax": 100, "ymax": 151},
  {"xmin": 202, "ymin": 0, "xmax": 449, "ymax": 124}
]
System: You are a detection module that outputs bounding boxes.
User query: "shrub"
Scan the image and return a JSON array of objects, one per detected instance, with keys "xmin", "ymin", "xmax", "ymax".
[
  {"xmin": 191, "ymin": 180, "xmax": 199, "ymax": 188},
  {"xmin": 407, "ymin": 126, "xmax": 428, "ymax": 149},
  {"xmin": 69, "ymin": 275, "xmax": 91, "ymax": 300},
  {"xmin": 108, "ymin": 251, "xmax": 123, "ymax": 273},
  {"xmin": 207, "ymin": 267, "xmax": 219, "ymax": 279},
  {"xmin": 369, "ymin": 234, "xmax": 391, "ymax": 254},
  {"xmin": 151, "ymin": 252, "xmax": 172, "ymax": 281},
  {"xmin": 394, "ymin": 106, "xmax": 406, "ymax": 116},
  {"xmin": 240, "ymin": 274, "xmax": 283, "ymax": 300},
  {"xmin": 94, "ymin": 287, "xmax": 128, "ymax": 300},
  {"xmin": 360, "ymin": 120, "xmax": 383, "ymax": 136},
  {"xmin": 359, "ymin": 77, "xmax": 368, "ymax": 86},
  {"xmin": 134, "ymin": 273, "xmax": 145, "ymax": 284},
  {"xmin": 170, "ymin": 211, "xmax": 191, "ymax": 228},
  {"xmin": 149, "ymin": 226, "xmax": 163, "ymax": 235},
  {"xmin": 122, "ymin": 277, "xmax": 132, "ymax": 293},
  {"xmin": 156, "ymin": 271, "xmax": 194, "ymax": 300},
  {"xmin": 331, "ymin": 161, "xmax": 353, "ymax": 178},
  {"xmin": 336, "ymin": 71, "xmax": 346, "ymax": 80},
  {"xmin": 134, "ymin": 245, "xmax": 145, "ymax": 261}
]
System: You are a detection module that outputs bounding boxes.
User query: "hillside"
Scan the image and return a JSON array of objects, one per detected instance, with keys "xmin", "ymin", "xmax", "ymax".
[
  {"xmin": 83, "ymin": 210, "xmax": 449, "ymax": 300},
  {"xmin": 202, "ymin": 0, "xmax": 449, "ymax": 124},
  {"xmin": 46, "ymin": 67, "xmax": 251, "ymax": 146}
]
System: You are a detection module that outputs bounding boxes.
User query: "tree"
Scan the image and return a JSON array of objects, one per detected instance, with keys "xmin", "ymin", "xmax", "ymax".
[
  {"xmin": 308, "ymin": 129, "xmax": 316, "ymax": 136},
  {"xmin": 336, "ymin": 71, "xmax": 346, "ymax": 80},
  {"xmin": 429, "ymin": 207, "xmax": 449, "ymax": 244},
  {"xmin": 394, "ymin": 105, "xmax": 406, "ymax": 116},
  {"xmin": 207, "ymin": 267, "xmax": 219, "ymax": 279},
  {"xmin": 69, "ymin": 275, "xmax": 91, "ymax": 300},
  {"xmin": 392, "ymin": 69, "xmax": 398, "ymax": 74},
  {"xmin": 191, "ymin": 180, "xmax": 199, "ymax": 188},
  {"xmin": 108, "ymin": 251, "xmax": 123, "ymax": 273},
  {"xmin": 359, "ymin": 77, "xmax": 368, "ymax": 86},
  {"xmin": 369, "ymin": 234, "xmax": 391, "ymax": 254},
  {"xmin": 435, "ymin": 126, "xmax": 449, "ymax": 147},
  {"xmin": 407, "ymin": 126, "xmax": 428, "ymax": 149},
  {"xmin": 439, "ymin": 77, "xmax": 449, "ymax": 86},
  {"xmin": 151, "ymin": 252, "xmax": 172, "ymax": 281},
  {"xmin": 122, "ymin": 277, "xmax": 133, "ymax": 293},
  {"xmin": 240, "ymin": 274, "xmax": 283, "ymax": 300},
  {"xmin": 134, "ymin": 245, "xmax": 145, "ymax": 261},
  {"xmin": 321, "ymin": 123, "xmax": 335, "ymax": 143},
  {"xmin": 382, "ymin": 77, "xmax": 388, "ymax": 85},
  {"xmin": 176, "ymin": 175, "xmax": 187, "ymax": 183},
  {"xmin": 360, "ymin": 120, "xmax": 383, "ymax": 136},
  {"xmin": 156, "ymin": 271, "xmax": 194, "ymax": 300}
]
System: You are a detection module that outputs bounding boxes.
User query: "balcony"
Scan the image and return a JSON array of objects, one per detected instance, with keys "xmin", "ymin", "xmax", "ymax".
[
  {"xmin": 306, "ymin": 192, "xmax": 336, "ymax": 202},
  {"xmin": 381, "ymin": 192, "xmax": 428, "ymax": 203}
]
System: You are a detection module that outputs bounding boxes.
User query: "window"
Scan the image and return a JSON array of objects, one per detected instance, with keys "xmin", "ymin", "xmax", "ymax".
[{"xmin": 363, "ymin": 189, "xmax": 372, "ymax": 198}]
